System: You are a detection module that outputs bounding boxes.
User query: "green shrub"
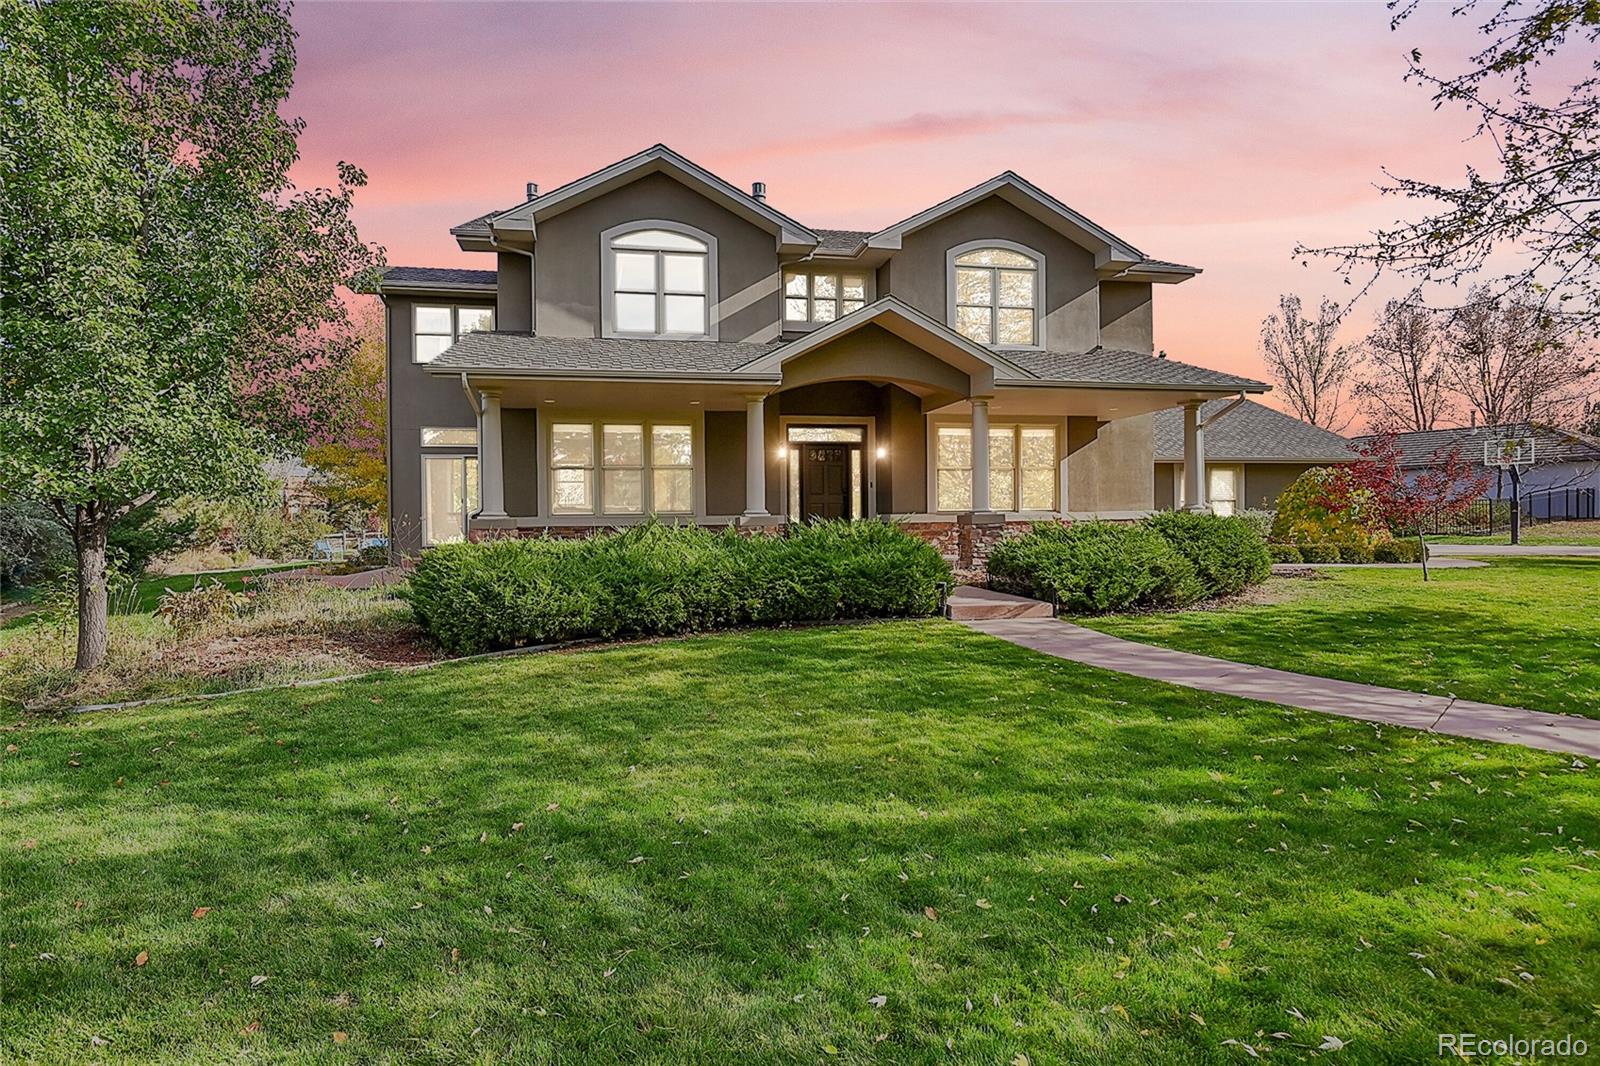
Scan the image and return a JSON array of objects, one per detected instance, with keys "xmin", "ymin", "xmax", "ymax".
[
  {"xmin": 1373, "ymin": 539, "xmax": 1423, "ymax": 564},
  {"xmin": 405, "ymin": 520, "xmax": 951, "ymax": 655},
  {"xmin": 1271, "ymin": 467, "xmax": 1385, "ymax": 549},
  {"xmin": 1235, "ymin": 508, "xmax": 1275, "ymax": 541},
  {"xmin": 1336, "ymin": 542, "xmax": 1375, "ymax": 564},
  {"xmin": 1268, "ymin": 543, "xmax": 1303, "ymax": 564},
  {"xmin": 1298, "ymin": 543, "xmax": 1340, "ymax": 564},
  {"xmin": 987, "ymin": 522, "xmax": 1204, "ymax": 614},
  {"xmin": 1143, "ymin": 511, "xmax": 1271, "ymax": 597}
]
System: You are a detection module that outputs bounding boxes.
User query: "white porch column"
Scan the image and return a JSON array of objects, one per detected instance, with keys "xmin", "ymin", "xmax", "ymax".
[
  {"xmin": 970, "ymin": 397, "xmax": 992, "ymax": 513},
  {"xmin": 1181, "ymin": 400, "xmax": 1208, "ymax": 513},
  {"xmin": 744, "ymin": 394, "xmax": 769, "ymax": 516},
  {"xmin": 478, "ymin": 387, "xmax": 507, "ymax": 518}
]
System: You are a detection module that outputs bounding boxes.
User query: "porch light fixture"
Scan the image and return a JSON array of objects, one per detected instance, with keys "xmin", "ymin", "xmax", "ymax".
[
  {"xmin": 777, "ymin": 446, "xmax": 788, "ymax": 459},
  {"xmin": 876, "ymin": 446, "xmax": 887, "ymax": 459},
  {"xmin": 543, "ymin": 398, "xmax": 555, "ymax": 404}
]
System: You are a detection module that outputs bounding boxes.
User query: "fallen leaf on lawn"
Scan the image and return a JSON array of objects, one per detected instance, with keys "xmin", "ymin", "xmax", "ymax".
[
  {"xmin": 1189, "ymin": 1012, "xmax": 1205, "ymax": 1026},
  {"xmin": 868, "ymin": 994, "xmax": 887, "ymax": 1008},
  {"xmin": 545, "ymin": 802, "xmax": 559, "ymax": 811},
  {"xmin": 603, "ymin": 967, "xmax": 616, "ymax": 978},
  {"xmin": 90, "ymin": 1035, "xmax": 110, "ymax": 1047},
  {"xmin": 191, "ymin": 907, "xmax": 210, "ymax": 920},
  {"xmin": 4, "ymin": 744, "xmax": 17, "ymax": 754},
  {"xmin": 332, "ymin": 1031, "xmax": 348, "ymax": 1044},
  {"xmin": 1319, "ymin": 1035, "xmax": 1347, "ymax": 1051},
  {"xmin": 1013, "ymin": 1055, "xmax": 1032, "ymax": 1066},
  {"xmin": 628, "ymin": 856, "xmax": 646, "ymax": 865},
  {"xmin": 1113, "ymin": 894, "xmax": 1131, "ymax": 904},
  {"xmin": 134, "ymin": 950, "xmax": 149, "ymax": 967},
  {"xmin": 21, "ymin": 839, "xmax": 37, "ymax": 850},
  {"xmin": 450, "ymin": 947, "xmax": 460, "ymax": 962},
  {"xmin": 975, "ymin": 899, "xmax": 992, "ymax": 910},
  {"xmin": 511, "ymin": 822, "xmax": 524, "ymax": 832},
  {"xmin": 822, "ymin": 1045, "xmax": 838, "ymax": 1056},
  {"xmin": 479, "ymin": 832, "xmax": 488, "ymax": 843},
  {"xmin": 241, "ymin": 1021, "xmax": 261, "ymax": 1034},
  {"xmin": 250, "ymin": 975, "xmax": 268, "ymax": 988},
  {"xmin": 923, "ymin": 906, "xmax": 939, "ymax": 921}
]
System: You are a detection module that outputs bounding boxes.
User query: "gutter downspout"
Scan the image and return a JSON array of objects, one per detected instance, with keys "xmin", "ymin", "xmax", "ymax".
[{"xmin": 1199, "ymin": 390, "xmax": 1248, "ymax": 431}]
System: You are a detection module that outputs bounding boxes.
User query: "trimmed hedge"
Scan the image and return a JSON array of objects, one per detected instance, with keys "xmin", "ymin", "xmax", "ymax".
[
  {"xmin": 407, "ymin": 520, "xmax": 951, "ymax": 654},
  {"xmin": 1298, "ymin": 543, "xmax": 1340, "ymax": 564},
  {"xmin": 987, "ymin": 522, "xmax": 1205, "ymax": 614},
  {"xmin": 1269, "ymin": 542, "xmax": 1303, "ymax": 564},
  {"xmin": 1373, "ymin": 539, "xmax": 1425, "ymax": 563},
  {"xmin": 1143, "ymin": 511, "xmax": 1272, "ymax": 596},
  {"xmin": 1336, "ymin": 541, "xmax": 1375, "ymax": 564}
]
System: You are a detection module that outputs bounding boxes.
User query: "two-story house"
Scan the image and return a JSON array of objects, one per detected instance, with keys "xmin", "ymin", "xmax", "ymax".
[{"xmin": 376, "ymin": 145, "xmax": 1267, "ymax": 562}]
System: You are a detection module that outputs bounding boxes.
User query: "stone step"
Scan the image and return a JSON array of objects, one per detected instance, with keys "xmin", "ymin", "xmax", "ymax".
[{"xmin": 944, "ymin": 585, "xmax": 1055, "ymax": 621}]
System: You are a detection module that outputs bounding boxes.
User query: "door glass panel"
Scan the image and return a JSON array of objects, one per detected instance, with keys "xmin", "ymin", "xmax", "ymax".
[{"xmin": 787, "ymin": 426, "xmax": 863, "ymax": 443}]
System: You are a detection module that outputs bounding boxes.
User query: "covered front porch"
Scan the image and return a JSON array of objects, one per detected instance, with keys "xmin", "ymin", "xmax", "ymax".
[{"xmin": 431, "ymin": 299, "xmax": 1256, "ymax": 553}]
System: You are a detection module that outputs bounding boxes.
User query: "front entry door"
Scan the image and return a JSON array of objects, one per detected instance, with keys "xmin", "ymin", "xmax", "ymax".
[{"xmin": 801, "ymin": 444, "xmax": 851, "ymax": 520}]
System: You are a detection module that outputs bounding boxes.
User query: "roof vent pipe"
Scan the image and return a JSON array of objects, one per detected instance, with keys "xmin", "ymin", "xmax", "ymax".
[
  {"xmin": 751, "ymin": 181, "xmax": 766, "ymax": 202},
  {"xmin": 526, "ymin": 182, "xmax": 539, "ymax": 199}
]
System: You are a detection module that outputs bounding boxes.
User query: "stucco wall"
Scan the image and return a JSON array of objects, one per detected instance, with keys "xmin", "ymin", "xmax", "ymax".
[
  {"xmin": 385, "ymin": 294, "xmax": 494, "ymax": 555},
  {"xmin": 1242, "ymin": 463, "xmax": 1312, "ymax": 510},
  {"xmin": 1065, "ymin": 413, "xmax": 1155, "ymax": 511},
  {"xmin": 1098, "ymin": 280, "xmax": 1153, "ymax": 353},
  {"xmin": 884, "ymin": 196, "xmax": 1100, "ymax": 352},
  {"xmin": 495, "ymin": 252, "xmax": 533, "ymax": 332},
  {"xmin": 532, "ymin": 171, "xmax": 781, "ymax": 343}
]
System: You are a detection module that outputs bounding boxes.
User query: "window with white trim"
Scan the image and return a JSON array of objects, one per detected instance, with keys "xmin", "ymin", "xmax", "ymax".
[
  {"xmin": 552, "ymin": 421, "xmax": 694, "ymax": 515},
  {"xmin": 783, "ymin": 270, "xmax": 868, "ymax": 325},
  {"xmin": 608, "ymin": 228, "xmax": 710, "ymax": 337},
  {"xmin": 421, "ymin": 455, "xmax": 480, "ymax": 545},
  {"xmin": 933, "ymin": 424, "xmax": 1058, "ymax": 512},
  {"xmin": 413, "ymin": 305, "xmax": 494, "ymax": 363},
  {"xmin": 951, "ymin": 247, "xmax": 1039, "ymax": 347}
]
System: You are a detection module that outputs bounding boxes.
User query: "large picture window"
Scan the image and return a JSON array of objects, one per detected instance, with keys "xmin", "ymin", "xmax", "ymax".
[
  {"xmin": 552, "ymin": 421, "xmax": 694, "ymax": 515},
  {"xmin": 950, "ymin": 245, "xmax": 1040, "ymax": 347},
  {"xmin": 605, "ymin": 225, "xmax": 714, "ymax": 338},
  {"xmin": 783, "ymin": 271, "xmax": 868, "ymax": 325},
  {"xmin": 934, "ymin": 423, "xmax": 1058, "ymax": 512},
  {"xmin": 413, "ymin": 305, "xmax": 494, "ymax": 363}
]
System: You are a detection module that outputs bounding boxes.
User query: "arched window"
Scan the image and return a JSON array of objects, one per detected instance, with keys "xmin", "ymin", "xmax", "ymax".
[
  {"xmin": 602, "ymin": 222, "xmax": 717, "ymax": 339},
  {"xmin": 948, "ymin": 242, "xmax": 1042, "ymax": 347}
]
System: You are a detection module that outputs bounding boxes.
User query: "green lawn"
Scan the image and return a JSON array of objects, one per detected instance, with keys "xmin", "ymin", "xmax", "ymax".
[
  {"xmin": 1427, "ymin": 518, "xmax": 1600, "ymax": 547},
  {"xmin": 2, "ymin": 622, "xmax": 1596, "ymax": 1063},
  {"xmin": 1085, "ymin": 558, "xmax": 1600, "ymax": 719}
]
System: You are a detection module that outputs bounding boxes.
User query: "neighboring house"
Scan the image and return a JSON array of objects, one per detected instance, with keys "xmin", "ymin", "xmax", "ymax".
[
  {"xmin": 374, "ymin": 144, "xmax": 1268, "ymax": 562},
  {"xmin": 1152, "ymin": 399, "xmax": 1355, "ymax": 514},
  {"xmin": 1353, "ymin": 422, "xmax": 1600, "ymax": 505}
]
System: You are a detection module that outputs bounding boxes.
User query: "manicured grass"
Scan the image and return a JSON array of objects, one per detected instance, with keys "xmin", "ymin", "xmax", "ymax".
[
  {"xmin": 2, "ymin": 622, "xmax": 1596, "ymax": 1063},
  {"xmin": 1428, "ymin": 519, "xmax": 1600, "ymax": 546},
  {"xmin": 1085, "ymin": 558, "xmax": 1600, "ymax": 718}
]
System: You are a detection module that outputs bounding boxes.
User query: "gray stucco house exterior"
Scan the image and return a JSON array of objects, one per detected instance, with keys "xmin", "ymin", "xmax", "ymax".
[{"xmin": 376, "ymin": 144, "xmax": 1268, "ymax": 562}]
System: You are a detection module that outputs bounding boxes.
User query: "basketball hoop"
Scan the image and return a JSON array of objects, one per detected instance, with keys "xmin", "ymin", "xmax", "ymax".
[{"xmin": 1484, "ymin": 436, "xmax": 1535, "ymax": 470}]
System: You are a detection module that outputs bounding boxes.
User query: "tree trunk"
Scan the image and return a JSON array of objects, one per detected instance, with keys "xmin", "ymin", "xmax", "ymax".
[{"xmin": 74, "ymin": 513, "xmax": 110, "ymax": 671}]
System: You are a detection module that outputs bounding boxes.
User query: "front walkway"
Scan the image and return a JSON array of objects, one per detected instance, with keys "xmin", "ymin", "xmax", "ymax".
[
  {"xmin": 964, "ymin": 617, "xmax": 1600, "ymax": 758},
  {"xmin": 1429, "ymin": 543, "xmax": 1600, "ymax": 557}
]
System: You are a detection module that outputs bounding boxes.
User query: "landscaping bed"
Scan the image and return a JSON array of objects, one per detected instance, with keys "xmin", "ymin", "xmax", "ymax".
[{"xmin": 1, "ymin": 621, "xmax": 1595, "ymax": 1062}]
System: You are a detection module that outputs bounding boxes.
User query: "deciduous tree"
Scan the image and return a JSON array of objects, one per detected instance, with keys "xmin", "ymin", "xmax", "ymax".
[
  {"xmin": 1259, "ymin": 294, "xmax": 1355, "ymax": 431},
  {"xmin": 1355, "ymin": 299, "xmax": 1449, "ymax": 432},
  {"xmin": 1441, "ymin": 288, "xmax": 1592, "ymax": 426},
  {"xmin": 0, "ymin": 0, "xmax": 381, "ymax": 669}
]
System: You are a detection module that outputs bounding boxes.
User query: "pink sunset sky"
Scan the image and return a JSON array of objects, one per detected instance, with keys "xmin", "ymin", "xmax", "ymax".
[{"xmin": 288, "ymin": 1, "xmax": 1490, "ymax": 406}]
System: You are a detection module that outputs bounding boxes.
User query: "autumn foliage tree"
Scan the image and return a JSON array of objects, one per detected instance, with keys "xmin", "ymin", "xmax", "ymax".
[
  {"xmin": 1327, "ymin": 434, "xmax": 1491, "ymax": 536},
  {"xmin": 0, "ymin": 0, "xmax": 381, "ymax": 669},
  {"xmin": 304, "ymin": 303, "xmax": 388, "ymax": 528}
]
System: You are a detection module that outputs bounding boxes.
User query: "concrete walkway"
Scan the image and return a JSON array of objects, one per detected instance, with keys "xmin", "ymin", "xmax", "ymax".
[
  {"xmin": 1429, "ymin": 543, "xmax": 1600, "ymax": 558},
  {"xmin": 964, "ymin": 617, "xmax": 1600, "ymax": 758}
]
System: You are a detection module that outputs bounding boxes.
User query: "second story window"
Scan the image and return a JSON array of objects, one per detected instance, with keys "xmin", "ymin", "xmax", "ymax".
[
  {"xmin": 604, "ymin": 224, "xmax": 716, "ymax": 339},
  {"xmin": 950, "ymin": 244, "xmax": 1041, "ymax": 348},
  {"xmin": 784, "ymin": 270, "xmax": 868, "ymax": 326},
  {"xmin": 413, "ymin": 305, "xmax": 494, "ymax": 363}
]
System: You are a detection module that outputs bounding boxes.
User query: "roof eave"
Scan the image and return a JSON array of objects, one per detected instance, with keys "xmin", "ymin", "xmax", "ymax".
[
  {"xmin": 996, "ymin": 377, "xmax": 1270, "ymax": 393},
  {"xmin": 425, "ymin": 366, "xmax": 782, "ymax": 386}
]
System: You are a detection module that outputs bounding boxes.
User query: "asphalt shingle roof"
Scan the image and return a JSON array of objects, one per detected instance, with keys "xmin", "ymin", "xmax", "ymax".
[
  {"xmin": 814, "ymin": 229, "xmax": 873, "ymax": 254},
  {"xmin": 429, "ymin": 330, "xmax": 1267, "ymax": 392},
  {"xmin": 1003, "ymin": 348, "xmax": 1266, "ymax": 390},
  {"xmin": 1352, "ymin": 423, "xmax": 1600, "ymax": 467},
  {"xmin": 429, "ymin": 332, "xmax": 783, "ymax": 376},
  {"xmin": 382, "ymin": 265, "xmax": 497, "ymax": 288},
  {"xmin": 1153, "ymin": 398, "xmax": 1355, "ymax": 462}
]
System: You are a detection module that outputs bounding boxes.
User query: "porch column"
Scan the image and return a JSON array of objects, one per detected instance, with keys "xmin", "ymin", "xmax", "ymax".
[
  {"xmin": 743, "ymin": 393, "xmax": 769, "ymax": 516},
  {"xmin": 970, "ymin": 396, "xmax": 992, "ymax": 513},
  {"xmin": 478, "ymin": 387, "xmax": 507, "ymax": 518},
  {"xmin": 1181, "ymin": 400, "xmax": 1208, "ymax": 513}
]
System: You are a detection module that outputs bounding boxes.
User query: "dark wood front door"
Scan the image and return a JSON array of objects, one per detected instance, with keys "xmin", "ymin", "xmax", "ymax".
[{"xmin": 801, "ymin": 444, "xmax": 851, "ymax": 520}]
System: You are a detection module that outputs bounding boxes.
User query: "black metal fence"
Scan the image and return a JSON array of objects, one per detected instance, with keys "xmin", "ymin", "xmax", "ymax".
[{"xmin": 1417, "ymin": 486, "xmax": 1597, "ymax": 537}]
